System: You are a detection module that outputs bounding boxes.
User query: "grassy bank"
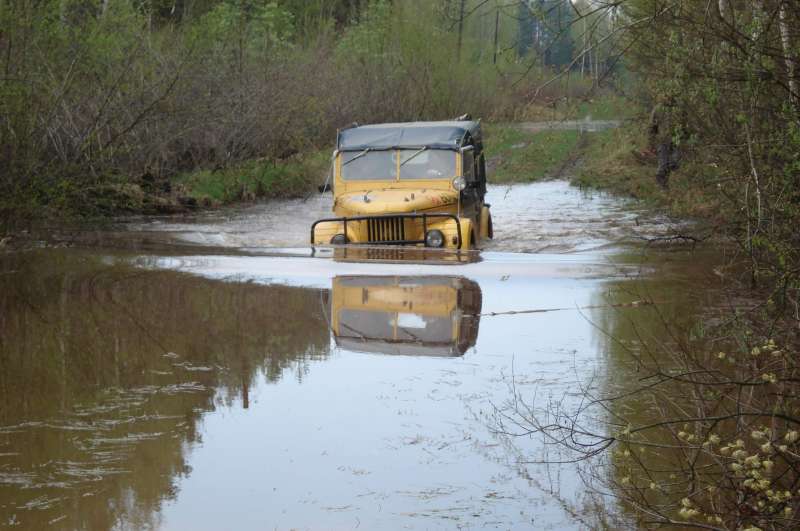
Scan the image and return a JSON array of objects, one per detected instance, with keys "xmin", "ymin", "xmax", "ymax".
[
  {"xmin": 4, "ymin": 152, "xmax": 330, "ymax": 223},
  {"xmin": 175, "ymin": 150, "xmax": 329, "ymax": 206},
  {"xmin": 482, "ymin": 93, "xmax": 633, "ymax": 185},
  {"xmin": 573, "ymin": 125, "xmax": 726, "ymax": 221},
  {"xmin": 484, "ymin": 125, "xmax": 582, "ymax": 183}
]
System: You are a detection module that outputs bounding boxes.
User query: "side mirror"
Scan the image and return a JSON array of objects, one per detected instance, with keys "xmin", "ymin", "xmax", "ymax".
[{"xmin": 318, "ymin": 183, "xmax": 332, "ymax": 193}]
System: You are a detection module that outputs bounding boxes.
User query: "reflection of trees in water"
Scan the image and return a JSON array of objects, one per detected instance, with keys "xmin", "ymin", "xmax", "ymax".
[
  {"xmin": 544, "ymin": 269, "xmax": 788, "ymax": 528},
  {"xmin": 0, "ymin": 250, "xmax": 330, "ymax": 530},
  {"xmin": 586, "ymin": 276, "xmax": 705, "ymax": 521},
  {"xmin": 590, "ymin": 275, "xmax": 701, "ymax": 407},
  {"xmin": 489, "ymin": 270, "xmax": 710, "ymax": 528},
  {"xmin": 588, "ymin": 274, "xmax": 800, "ymax": 528}
]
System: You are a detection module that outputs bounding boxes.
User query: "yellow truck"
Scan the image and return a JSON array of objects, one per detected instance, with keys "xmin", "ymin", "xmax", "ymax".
[
  {"xmin": 311, "ymin": 120, "xmax": 492, "ymax": 249},
  {"xmin": 330, "ymin": 275, "xmax": 482, "ymax": 356}
]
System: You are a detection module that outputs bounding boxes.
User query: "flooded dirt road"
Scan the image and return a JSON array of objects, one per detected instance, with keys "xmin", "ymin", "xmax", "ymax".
[
  {"xmin": 0, "ymin": 180, "xmax": 718, "ymax": 530},
  {"xmin": 113, "ymin": 179, "xmax": 677, "ymax": 254}
]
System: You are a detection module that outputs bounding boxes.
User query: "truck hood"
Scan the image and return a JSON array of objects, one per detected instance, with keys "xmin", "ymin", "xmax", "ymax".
[{"xmin": 335, "ymin": 188, "xmax": 458, "ymax": 215}]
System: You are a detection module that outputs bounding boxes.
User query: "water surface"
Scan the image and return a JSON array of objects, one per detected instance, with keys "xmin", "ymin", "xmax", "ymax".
[{"xmin": 0, "ymin": 181, "xmax": 717, "ymax": 529}]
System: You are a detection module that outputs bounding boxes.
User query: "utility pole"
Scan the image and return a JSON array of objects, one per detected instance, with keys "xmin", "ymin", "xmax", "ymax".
[
  {"xmin": 493, "ymin": 8, "xmax": 499, "ymax": 64},
  {"xmin": 581, "ymin": 15, "xmax": 587, "ymax": 76},
  {"xmin": 457, "ymin": 0, "xmax": 466, "ymax": 62}
]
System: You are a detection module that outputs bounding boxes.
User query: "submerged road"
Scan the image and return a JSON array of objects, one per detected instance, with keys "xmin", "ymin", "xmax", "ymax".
[{"xmin": 0, "ymin": 179, "xmax": 713, "ymax": 530}]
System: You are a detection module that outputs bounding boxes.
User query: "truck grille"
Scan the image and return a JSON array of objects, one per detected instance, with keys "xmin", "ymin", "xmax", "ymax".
[{"xmin": 367, "ymin": 217, "xmax": 405, "ymax": 243}]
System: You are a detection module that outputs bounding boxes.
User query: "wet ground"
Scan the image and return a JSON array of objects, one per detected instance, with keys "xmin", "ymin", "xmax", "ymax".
[{"xmin": 0, "ymin": 180, "xmax": 719, "ymax": 530}]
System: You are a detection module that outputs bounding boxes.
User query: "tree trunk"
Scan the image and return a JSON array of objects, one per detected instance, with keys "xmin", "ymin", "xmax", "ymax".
[{"xmin": 779, "ymin": 4, "xmax": 799, "ymax": 110}]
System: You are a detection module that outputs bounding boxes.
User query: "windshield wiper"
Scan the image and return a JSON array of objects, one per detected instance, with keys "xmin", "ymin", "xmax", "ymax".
[
  {"xmin": 399, "ymin": 146, "xmax": 427, "ymax": 167},
  {"xmin": 341, "ymin": 148, "xmax": 371, "ymax": 166}
]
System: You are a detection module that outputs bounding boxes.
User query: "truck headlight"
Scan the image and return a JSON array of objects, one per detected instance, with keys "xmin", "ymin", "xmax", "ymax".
[
  {"xmin": 425, "ymin": 229, "xmax": 444, "ymax": 248},
  {"xmin": 452, "ymin": 176, "xmax": 466, "ymax": 191},
  {"xmin": 330, "ymin": 234, "xmax": 348, "ymax": 245}
]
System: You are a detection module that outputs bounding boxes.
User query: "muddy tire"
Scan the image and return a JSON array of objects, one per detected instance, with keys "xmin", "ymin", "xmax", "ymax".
[{"xmin": 480, "ymin": 206, "xmax": 493, "ymax": 240}]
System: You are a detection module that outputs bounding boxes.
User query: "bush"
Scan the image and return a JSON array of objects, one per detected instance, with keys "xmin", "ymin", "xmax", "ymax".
[{"xmin": 0, "ymin": 0, "xmax": 551, "ymax": 218}]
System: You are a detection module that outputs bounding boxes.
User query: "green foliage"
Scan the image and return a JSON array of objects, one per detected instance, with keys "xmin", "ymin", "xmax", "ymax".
[
  {"xmin": 332, "ymin": 0, "xmax": 505, "ymax": 122},
  {"xmin": 191, "ymin": 1, "xmax": 294, "ymax": 55},
  {"xmin": 334, "ymin": 0, "xmax": 392, "ymax": 62},
  {"xmin": 563, "ymin": 4, "xmax": 800, "ymax": 526},
  {"xmin": 0, "ymin": 0, "xmax": 618, "ymax": 219},
  {"xmin": 617, "ymin": 0, "xmax": 800, "ymax": 304}
]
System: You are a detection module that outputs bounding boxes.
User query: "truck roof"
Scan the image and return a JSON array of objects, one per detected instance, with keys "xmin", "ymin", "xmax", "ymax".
[{"xmin": 337, "ymin": 120, "xmax": 481, "ymax": 151}]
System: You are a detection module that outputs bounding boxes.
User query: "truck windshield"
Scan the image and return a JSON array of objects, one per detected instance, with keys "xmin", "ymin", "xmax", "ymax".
[
  {"xmin": 338, "ymin": 309, "xmax": 453, "ymax": 342},
  {"xmin": 340, "ymin": 149, "xmax": 456, "ymax": 181},
  {"xmin": 341, "ymin": 151, "xmax": 395, "ymax": 181},
  {"xmin": 398, "ymin": 149, "xmax": 455, "ymax": 180}
]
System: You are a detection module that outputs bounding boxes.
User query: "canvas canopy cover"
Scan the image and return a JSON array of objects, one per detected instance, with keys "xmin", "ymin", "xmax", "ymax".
[{"xmin": 337, "ymin": 121, "xmax": 481, "ymax": 152}]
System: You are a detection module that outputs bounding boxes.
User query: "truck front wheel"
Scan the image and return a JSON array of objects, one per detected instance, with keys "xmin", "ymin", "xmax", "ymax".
[{"xmin": 480, "ymin": 206, "xmax": 493, "ymax": 240}]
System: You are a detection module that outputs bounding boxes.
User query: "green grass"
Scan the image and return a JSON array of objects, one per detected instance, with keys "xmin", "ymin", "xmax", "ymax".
[
  {"xmin": 572, "ymin": 127, "xmax": 657, "ymax": 197},
  {"xmin": 176, "ymin": 150, "xmax": 329, "ymax": 205},
  {"xmin": 564, "ymin": 94, "xmax": 637, "ymax": 120},
  {"xmin": 574, "ymin": 126, "xmax": 726, "ymax": 220},
  {"xmin": 484, "ymin": 124, "xmax": 582, "ymax": 183}
]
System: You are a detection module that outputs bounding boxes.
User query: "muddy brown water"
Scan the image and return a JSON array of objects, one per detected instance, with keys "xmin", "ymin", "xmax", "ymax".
[{"xmin": 0, "ymin": 180, "xmax": 722, "ymax": 529}]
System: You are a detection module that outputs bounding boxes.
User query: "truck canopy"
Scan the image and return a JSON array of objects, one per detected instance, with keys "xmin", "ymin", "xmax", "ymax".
[{"xmin": 337, "ymin": 121, "xmax": 482, "ymax": 152}]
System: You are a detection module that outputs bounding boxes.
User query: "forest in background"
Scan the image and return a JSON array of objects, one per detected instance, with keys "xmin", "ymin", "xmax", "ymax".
[{"xmin": 0, "ymin": 0, "xmax": 614, "ymax": 218}]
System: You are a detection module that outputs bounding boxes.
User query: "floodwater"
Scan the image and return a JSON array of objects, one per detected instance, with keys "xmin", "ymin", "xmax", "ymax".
[
  {"xmin": 0, "ymin": 180, "xmax": 720, "ymax": 530},
  {"xmin": 85, "ymin": 179, "xmax": 678, "ymax": 254}
]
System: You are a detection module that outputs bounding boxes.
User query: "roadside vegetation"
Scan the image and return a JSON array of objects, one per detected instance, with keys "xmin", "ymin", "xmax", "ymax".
[
  {"xmin": 575, "ymin": 126, "xmax": 729, "ymax": 221},
  {"xmin": 0, "ymin": 0, "xmax": 600, "ymax": 224},
  {"xmin": 487, "ymin": 2, "xmax": 800, "ymax": 530}
]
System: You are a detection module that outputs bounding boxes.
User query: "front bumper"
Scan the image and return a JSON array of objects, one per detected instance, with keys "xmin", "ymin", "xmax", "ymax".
[{"xmin": 311, "ymin": 213, "xmax": 463, "ymax": 248}]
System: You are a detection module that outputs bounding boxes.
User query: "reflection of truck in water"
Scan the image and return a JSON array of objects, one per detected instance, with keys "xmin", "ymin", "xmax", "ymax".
[
  {"xmin": 330, "ymin": 276, "xmax": 482, "ymax": 357},
  {"xmin": 311, "ymin": 120, "xmax": 492, "ymax": 249}
]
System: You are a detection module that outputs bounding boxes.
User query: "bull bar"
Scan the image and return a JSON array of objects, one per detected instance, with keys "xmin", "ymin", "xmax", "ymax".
[{"xmin": 311, "ymin": 213, "xmax": 462, "ymax": 248}]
